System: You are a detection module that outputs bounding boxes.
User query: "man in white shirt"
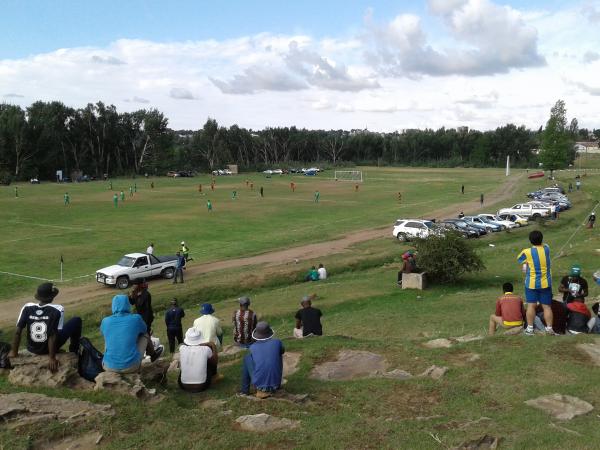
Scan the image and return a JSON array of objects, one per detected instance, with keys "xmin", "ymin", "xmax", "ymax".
[
  {"xmin": 178, "ymin": 328, "xmax": 218, "ymax": 392},
  {"xmin": 317, "ymin": 263, "xmax": 327, "ymax": 280},
  {"xmin": 146, "ymin": 243, "xmax": 154, "ymax": 255},
  {"xmin": 193, "ymin": 303, "xmax": 223, "ymax": 351}
]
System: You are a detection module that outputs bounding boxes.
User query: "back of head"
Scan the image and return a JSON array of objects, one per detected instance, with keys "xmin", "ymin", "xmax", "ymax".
[
  {"xmin": 570, "ymin": 265, "xmax": 582, "ymax": 277},
  {"xmin": 529, "ymin": 230, "xmax": 543, "ymax": 246},
  {"xmin": 502, "ymin": 282, "xmax": 514, "ymax": 293},
  {"xmin": 301, "ymin": 295, "xmax": 312, "ymax": 307},
  {"xmin": 112, "ymin": 294, "xmax": 131, "ymax": 314},
  {"xmin": 318, "ymin": 263, "xmax": 323, "ymax": 268}
]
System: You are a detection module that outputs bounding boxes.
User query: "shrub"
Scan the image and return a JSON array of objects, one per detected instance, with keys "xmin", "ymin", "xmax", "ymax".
[
  {"xmin": 411, "ymin": 231, "xmax": 485, "ymax": 283},
  {"xmin": 0, "ymin": 169, "xmax": 12, "ymax": 186}
]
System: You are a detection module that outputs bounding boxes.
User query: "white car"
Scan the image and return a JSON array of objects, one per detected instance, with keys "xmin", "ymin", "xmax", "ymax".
[
  {"xmin": 392, "ymin": 219, "xmax": 436, "ymax": 241},
  {"xmin": 96, "ymin": 253, "xmax": 178, "ymax": 289},
  {"xmin": 497, "ymin": 213, "xmax": 529, "ymax": 227},
  {"xmin": 498, "ymin": 203, "xmax": 551, "ymax": 219},
  {"xmin": 478, "ymin": 214, "xmax": 518, "ymax": 229}
]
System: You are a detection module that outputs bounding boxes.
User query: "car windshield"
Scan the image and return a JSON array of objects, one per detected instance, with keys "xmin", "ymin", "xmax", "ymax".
[
  {"xmin": 423, "ymin": 221, "xmax": 434, "ymax": 229},
  {"xmin": 117, "ymin": 256, "xmax": 136, "ymax": 267}
]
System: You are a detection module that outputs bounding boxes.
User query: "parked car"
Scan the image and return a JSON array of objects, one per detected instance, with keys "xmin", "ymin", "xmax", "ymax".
[
  {"xmin": 30, "ymin": 178, "xmax": 40, "ymax": 184},
  {"xmin": 392, "ymin": 219, "xmax": 437, "ymax": 241},
  {"xmin": 463, "ymin": 216, "xmax": 503, "ymax": 232},
  {"xmin": 96, "ymin": 252, "xmax": 178, "ymax": 289},
  {"xmin": 478, "ymin": 214, "xmax": 518, "ymax": 229},
  {"xmin": 497, "ymin": 213, "xmax": 529, "ymax": 226},
  {"xmin": 443, "ymin": 219, "xmax": 487, "ymax": 236},
  {"xmin": 438, "ymin": 221, "xmax": 479, "ymax": 238},
  {"xmin": 497, "ymin": 203, "xmax": 551, "ymax": 219}
]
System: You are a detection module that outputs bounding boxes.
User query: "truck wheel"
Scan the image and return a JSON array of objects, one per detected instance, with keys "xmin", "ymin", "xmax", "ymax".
[
  {"xmin": 116, "ymin": 276, "xmax": 130, "ymax": 290},
  {"xmin": 162, "ymin": 267, "xmax": 175, "ymax": 279},
  {"xmin": 532, "ymin": 213, "xmax": 540, "ymax": 220}
]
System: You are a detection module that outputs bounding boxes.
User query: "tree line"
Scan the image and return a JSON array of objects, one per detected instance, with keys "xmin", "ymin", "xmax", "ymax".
[{"xmin": 0, "ymin": 100, "xmax": 597, "ymax": 181}]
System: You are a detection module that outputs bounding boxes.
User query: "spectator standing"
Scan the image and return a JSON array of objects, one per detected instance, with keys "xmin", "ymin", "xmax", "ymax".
[
  {"xmin": 461, "ymin": 185, "xmax": 465, "ymax": 194},
  {"xmin": 587, "ymin": 212, "xmax": 596, "ymax": 229},
  {"xmin": 294, "ymin": 296, "xmax": 323, "ymax": 338},
  {"xmin": 193, "ymin": 303, "xmax": 223, "ymax": 351},
  {"xmin": 317, "ymin": 263, "xmax": 327, "ymax": 280},
  {"xmin": 128, "ymin": 280, "xmax": 154, "ymax": 332},
  {"xmin": 165, "ymin": 299, "xmax": 185, "ymax": 353},
  {"xmin": 260, "ymin": 186, "xmax": 264, "ymax": 197},
  {"xmin": 146, "ymin": 243, "xmax": 154, "ymax": 255},
  {"xmin": 314, "ymin": 190, "xmax": 320, "ymax": 203},
  {"xmin": 480, "ymin": 193, "xmax": 484, "ymax": 206},
  {"xmin": 173, "ymin": 251, "xmax": 186, "ymax": 284},
  {"xmin": 488, "ymin": 283, "xmax": 525, "ymax": 335},
  {"xmin": 576, "ymin": 179, "xmax": 581, "ymax": 190},
  {"xmin": 232, "ymin": 296, "xmax": 257, "ymax": 348},
  {"xmin": 178, "ymin": 328, "xmax": 219, "ymax": 392}
]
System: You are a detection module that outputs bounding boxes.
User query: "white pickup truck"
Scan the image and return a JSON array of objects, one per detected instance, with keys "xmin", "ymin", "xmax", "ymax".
[
  {"xmin": 96, "ymin": 253, "xmax": 179, "ymax": 289},
  {"xmin": 497, "ymin": 203, "xmax": 551, "ymax": 219}
]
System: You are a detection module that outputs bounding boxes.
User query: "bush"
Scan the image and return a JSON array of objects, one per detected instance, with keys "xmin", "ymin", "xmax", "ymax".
[
  {"xmin": 411, "ymin": 231, "xmax": 485, "ymax": 283},
  {"xmin": 0, "ymin": 169, "xmax": 12, "ymax": 186}
]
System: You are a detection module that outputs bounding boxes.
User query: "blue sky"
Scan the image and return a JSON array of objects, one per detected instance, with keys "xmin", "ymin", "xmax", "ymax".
[{"xmin": 1, "ymin": 0, "xmax": 599, "ymax": 130}]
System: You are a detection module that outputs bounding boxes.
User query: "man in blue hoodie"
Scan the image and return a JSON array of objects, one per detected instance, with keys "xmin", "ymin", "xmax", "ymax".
[
  {"xmin": 100, "ymin": 294, "xmax": 164, "ymax": 373},
  {"xmin": 240, "ymin": 321, "xmax": 285, "ymax": 399}
]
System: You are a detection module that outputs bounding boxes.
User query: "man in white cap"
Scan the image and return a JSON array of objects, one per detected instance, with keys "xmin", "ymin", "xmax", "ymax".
[
  {"xmin": 239, "ymin": 321, "xmax": 284, "ymax": 398},
  {"xmin": 178, "ymin": 327, "xmax": 218, "ymax": 392}
]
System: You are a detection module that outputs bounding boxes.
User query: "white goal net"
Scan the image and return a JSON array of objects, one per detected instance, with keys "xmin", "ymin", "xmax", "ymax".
[{"xmin": 334, "ymin": 170, "xmax": 363, "ymax": 182}]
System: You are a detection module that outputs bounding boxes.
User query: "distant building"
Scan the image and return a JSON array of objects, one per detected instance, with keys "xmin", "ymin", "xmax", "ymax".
[{"xmin": 574, "ymin": 142, "xmax": 600, "ymax": 153}]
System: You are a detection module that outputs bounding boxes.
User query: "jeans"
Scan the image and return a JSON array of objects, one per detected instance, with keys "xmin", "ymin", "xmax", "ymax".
[
  {"xmin": 167, "ymin": 328, "xmax": 183, "ymax": 353},
  {"xmin": 57, "ymin": 317, "xmax": 82, "ymax": 353},
  {"xmin": 173, "ymin": 268, "xmax": 184, "ymax": 283},
  {"xmin": 240, "ymin": 353, "xmax": 255, "ymax": 394}
]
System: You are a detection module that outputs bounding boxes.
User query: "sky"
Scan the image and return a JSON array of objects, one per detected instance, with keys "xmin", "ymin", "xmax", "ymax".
[{"xmin": 1, "ymin": 0, "xmax": 599, "ymax": 131}]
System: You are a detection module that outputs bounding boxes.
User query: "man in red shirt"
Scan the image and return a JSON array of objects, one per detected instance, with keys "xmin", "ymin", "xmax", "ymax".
[{"xmin": 489, "ymin": 282, "xmax": 525, "ymax": 335}]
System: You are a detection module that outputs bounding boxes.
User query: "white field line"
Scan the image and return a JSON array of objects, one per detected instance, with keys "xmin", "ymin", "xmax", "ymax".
[
  {"xmin": 0, "ymin": 229, "xmax": 91, "ymax": 244},
  {"xmin": 0, "ymin": 270, "xmax": 95, "ymax": 283},
  {"xmin": 6, "ymin": 221, "xmax": 92, "ymax": 232}
]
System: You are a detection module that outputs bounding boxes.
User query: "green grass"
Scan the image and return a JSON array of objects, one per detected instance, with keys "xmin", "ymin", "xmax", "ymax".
[{"xmin": 2, "ymin": 168, "xmax": 600, "ymax": 448}]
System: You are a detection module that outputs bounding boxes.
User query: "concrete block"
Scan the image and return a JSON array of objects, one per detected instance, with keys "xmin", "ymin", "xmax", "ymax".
[{"xmin": 402, "ymin": 272, "xmax": 426, "ymax": 290}]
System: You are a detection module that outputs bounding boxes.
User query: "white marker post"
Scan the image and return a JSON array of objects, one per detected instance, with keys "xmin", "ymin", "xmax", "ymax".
[{"xmin": 506, "ymin": 155, "xmax": 510, "ymax": 177}]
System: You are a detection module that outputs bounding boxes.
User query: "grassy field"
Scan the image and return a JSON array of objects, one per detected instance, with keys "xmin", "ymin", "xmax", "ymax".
[
  {"xmin": 0, "ymin": 167, "xmax": 506, "ymax": 301},
  {"xmin": 2, "ymin": 167, "xmax": 600, "ymax": 449}
]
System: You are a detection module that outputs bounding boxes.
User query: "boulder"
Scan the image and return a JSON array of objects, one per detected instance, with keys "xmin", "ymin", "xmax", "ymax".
[
  {"xmin": 140, "ymin": 359, "xmax": 170, "ymax": 384},
  {"xmin": 576, "ymin": 342, "xmax": 600, "ymax": 366},
  {"xmin": 94, "ymin": 371, "xmax": 155, "ymax": 399},
  {"xmin": 382, "ymin": 369, "xmax": 413, "ymax": 380},
  {"xmin": 283, "ymin": 352, "xmax": 301, "ymax": 377},
  {"xmin": 235, "ymin": 413, "xmax": 300, "ymax": 432},
  {"xmin": 525, "ymin": 394, "xmax": 593, "ymax": 420},
  {"xmin": 423, "ymin": 339, "xmax": 453, "ymax": 349},
  {"xmin": 454, "ymin": 334, "xmax": 483, "ymax": 343},
  {"xmin": 310, "ymin": 350, "xmax": 388, "ymax": 381},
  {"xmin": 8, "ymin": 353, "xmax": 93, "ymax": 390},
  {"xmin": 420, "ymin": 365, "xmax": 448, "ymax": 380},
  {"xmin": 0, "ymin": 392, "xmax": 113, "ymax": 429}
]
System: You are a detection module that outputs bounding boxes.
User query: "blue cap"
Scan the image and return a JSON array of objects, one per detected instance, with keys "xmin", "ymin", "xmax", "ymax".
[{"xmin": 200, "ymin": 303, "xmax": 214, "ymax": 315}]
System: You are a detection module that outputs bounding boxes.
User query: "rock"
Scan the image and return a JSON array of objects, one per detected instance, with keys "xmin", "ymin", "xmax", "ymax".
[
  {"xmin": 401, "ymin": 272, "xmax": 426, "ymax": 290},
  {"xmin": 310, "ymin": 350, "xmax": 387, "ymax": 381},
  {"xmin": 235, "ymin": 413, "xmax": 300, "ymax": 432},
  {"xmin": 0, "ymin": 392, "xmax": 113, "ymax": 429},
  {"xmin": 94, "ymin": 371, "xmax": 154, "ymax": 399},
  {"xmin": 454, "ymin": 334, "xmax": 483, "ymax": 343},
  {"xmin": 200, "ymin": 399, "xmax": 227, "ymax": 409},
  {"xmin": 140, "ymin": 359, "xmax": 170, "ymax": 384},
  {"xmin": 8, "ymin": 353, "xmax": 90, "ymax": 389},
  {"xmin": 382, "ymin": 369, "xmax": 413, "ymax": 380},
  {"xmin": 525, "ymin": 393, "xmax": 593, "ymax": 420},
  {"xmin": 167, "ymin": 359, "xmax": 179, "ymax": 374},
  {"xmin": 423, "ymin": 339, "xmax": 453, "ymax": 349},
  {"xmin": 452, "ymin": 435, "xmax": 499, "ymax": 450},
  {"xmin": 420, "ymin": 365, "xmax": 448, "ymax": 380},
  {"xmin": 221, "ymin": 345, "xmax": 246, "ymax": 357},
  {"xmin": 239, "ymin": 390, "xmax": 310, "ymax": 404},
  {"xmin": 45, "ymin": 431, "xmax": 104, "ymax": 450},
  {"xmin": 577, "ymin": 342, "xmax": 600, "ymax": 366},
  {"xmin": 283, "ymin": 352, "xmax": 301, "ymax": 377}
]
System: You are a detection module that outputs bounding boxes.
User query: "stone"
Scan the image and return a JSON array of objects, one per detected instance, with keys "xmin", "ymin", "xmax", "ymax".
[
  {"xmin": 310, "ymin": 350, "xmax": 387, "ymax": 381},
  {"xmin": 283, "ymin": 352, "xmax": 301, "ymax": 377},
  {"xmin": 140, "ymin": 359, "xmax": 170, "ymax": 384},
  {"xmin": 239, "ymin": 391, "xmax": 310, "ymax": 404},
  {"xmin": 8, "ymin": 353, "xmax": 91, "ymax": 389},
  {"xmin": 420, "ymin": 365, "xmax": 448, "ymax": 380},
  {"xmin": 454, "ymin": 334, "xmax": 483, "ymax": 343},
  {"xmin": 45, "ymin": 432, "xmax": 104, "ymax": 450},
  {"xmin": 0, "ymin": 392, "xmax": 113, "ymax": 429},
  {"xmin": 452, "ymin": 435, "xmax": 499, "ymax": 450},
  {"xmin": 576, "ymin": 342, "xmax": 600, "ymax": 366},
  {"xmin": 94, "ymin": 371, "xmax": 154, "ymax": 399},
  {"xmin": 402, "ymin": 272, "xmax": 426, "ymax": 290},
  {"xmin": 221, "ymin": 345, "xmax": 246, "ymax": 357},
  {"xmin": 525, "ymin": 394, "xmax": 593, "ymax": 420},
  {"xmin": 423, "ymin": 338, "xmax": 453, "ymax": 349},
  {"xmin": 235, "ymin": 413, "xmax": 300, "ymax": 432},
  {"xmin": 382, "ymin": 369, "xmax": 413, "ymax": 380}
]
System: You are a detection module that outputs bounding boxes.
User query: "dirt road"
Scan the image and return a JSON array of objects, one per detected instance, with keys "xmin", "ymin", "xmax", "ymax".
[{"xmin": 0, "ymin": 173, "xmax": 524, "ymax": 327}]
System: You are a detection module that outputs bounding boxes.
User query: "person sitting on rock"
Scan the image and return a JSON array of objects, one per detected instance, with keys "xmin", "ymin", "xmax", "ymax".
[
  {"xmin": 9, "ymin": 283, "xmax": 82, "ymax": 372},
  {"xmin": 294, "ymin": 296, "xmax": 323, "ymax": 339},
  {"xmin": 178, "ymin": 328, "xmax": 219, "ymax": 393},
  {"xmin": 100, "ymin": 294, "xmax": 163, "ymax": 373},
  {"xmin": 397, "ymin": 252, "xmax": 415, "ymax": 286},
  {"xmin": 566, "ymin": 296, "xmax": 592, "ymax": 334},
  {"xmin": 488, "ymin": 282, "xmax": 525, "ymax": 335},
  {"xmin": 193, "ymin": 303, "xmax": 223, "ymax": 351},
  {"xmin": 232, "ymin": 296, "xmax": 257, "ymax": 348},
  {"xmin": 240, "ymin": 321, "xmax": 285, "ymax": 398}
]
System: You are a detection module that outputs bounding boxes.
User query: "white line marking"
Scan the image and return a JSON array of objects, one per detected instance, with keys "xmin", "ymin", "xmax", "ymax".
[
  {"xmin": 6, "ymin": 221, "xmax": 92, "ymax": 232},
  {"xmin": 0, "ymin": 271, "xmax": 54, "ymax": 281}
]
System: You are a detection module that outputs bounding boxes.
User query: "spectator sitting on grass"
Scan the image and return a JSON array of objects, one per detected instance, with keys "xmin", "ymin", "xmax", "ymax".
[
  {"xmin": 240, "ymin": 321, "xmax": 284, "ymax": 399},
  {"xmin": 533, "ymin": 299, "xmax": 567, "ymax": 334},
  {"xmin": 294, "ymin": 296, "xmax": 323, "ymax": 339},
  {"xmin": 100, "ymin": 294, "xmax": 163, "ymax": 373},
  {"xmin": 488, "ymin": 283, "xmax": 525, "ymax": 335},
  {"xmin": 193, "ymin": 303, "xmax": 223, "ymax": 351},
  {"xmin": 232, "ymin": 296, "xmax": 257, "ymax": 348},
  {"xmin": 589, "ymin": 303, "xmax": 600, "ymax": 333},
  {"xmin": 178, "ymin": 328, "xmax": 219, "ymax": 393},
  {"xmin": 317, "ymin": 263, "xmax": 327, "ymax": 280},
  {"xmin": 566, "ymin": 296, "xmax": 592, "ymax": 334},
  {"xmin": 304, "ymin": 266, "xmax": 319, "ymax": 282}
]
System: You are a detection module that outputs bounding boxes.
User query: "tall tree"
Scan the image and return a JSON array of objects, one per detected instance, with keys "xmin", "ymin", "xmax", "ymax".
[{"xmin": 539, "ymin": 100, "xmax": 573, "ymax": 177}]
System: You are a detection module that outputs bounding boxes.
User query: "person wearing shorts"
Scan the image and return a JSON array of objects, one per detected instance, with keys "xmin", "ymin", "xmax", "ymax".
[{"xmin": 517, "ymin": 230, "xmax": 555, "ymax": 335}]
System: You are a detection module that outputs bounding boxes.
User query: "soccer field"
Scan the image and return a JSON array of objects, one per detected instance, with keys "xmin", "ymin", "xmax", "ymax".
[{"xmin": 0, "ymin": 167, "xmax": 509, "ymax": 302}]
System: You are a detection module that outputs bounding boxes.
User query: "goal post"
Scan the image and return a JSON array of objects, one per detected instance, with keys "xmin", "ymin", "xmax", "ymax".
[{"xmin": 334, "ymin": 170, "xmax": 363, "ymax": 182}]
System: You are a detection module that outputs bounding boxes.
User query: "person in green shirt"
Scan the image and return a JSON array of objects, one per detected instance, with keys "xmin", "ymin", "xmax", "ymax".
[
  {"xmin": 207, "ymin": 199, "xmax": 212, "ymax": 212},
  {"xmin": 113, "ymin": 193, "xmax": 118, "ymax": 208},
  {"xmin": 14, "ymin": 186, "xmax": 18, "ymax": 198},
  {"xmin": 120, "ymin": 191, "xmax": 125, "ymax": 202},
  {"xmin": 64, "ymin": 192, "xmax": 70, "ymax": 205},
  {"xmin": 232, "ymin": 190, "xmax": 237, "ymax": 200},
  {"xmin": 314, "ymin": 191, "xmax": 320, "ymax": 203},
  {"xmin": 304, "ymin": 266, "xmax": 319, "ymax": 282},
  {"xmin": 129, "ymin": 186, "xmax": 133, "ymax": 197}
]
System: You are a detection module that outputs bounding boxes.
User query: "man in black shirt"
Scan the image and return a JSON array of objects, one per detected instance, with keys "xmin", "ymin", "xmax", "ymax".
[
  {"xmin": 129, "ymin": 280, "xmax": 154, "ymax": 332},
  {"xmin": 164, "ymin": 298, "xmax": 185, "ymax": 353},
  {"xmin": 558, "ymin": 265, "xmax": 588, "ymax": 304},
  {"xmin": 294, "ymin": 296, "xmax": 323, "ymax": 338},
  {"xmin": 9, "ymin": 283, "xmax": 82, "ymax": 372}
]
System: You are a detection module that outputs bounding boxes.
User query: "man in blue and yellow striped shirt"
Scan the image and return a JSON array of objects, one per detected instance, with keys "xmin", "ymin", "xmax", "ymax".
[{"xmin": 517, "ymin": 230, "xmax": 555, "ymax": 335}]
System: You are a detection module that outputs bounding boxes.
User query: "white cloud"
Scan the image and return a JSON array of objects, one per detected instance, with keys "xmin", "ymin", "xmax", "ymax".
[
  {"xmin": 3, "ymin": 93, "xmax": 24, "ymax": 98},
  {"xmin": 583, "ymin": 50, "xmax": 600, "ymax": 63},
  {"xmin": 169, "ymin": 87, "xmax": 196, "ymax": 100},
  {"xmin": 91, "ymin": 55, "xmax": 126, "ymax": 65}
]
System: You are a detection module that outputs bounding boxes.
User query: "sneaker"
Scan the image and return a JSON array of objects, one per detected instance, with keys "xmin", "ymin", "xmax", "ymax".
[
  {"xmin": 524, "ymin": 328, "xmax": 535, "ymax": 336},
  {"xmin": 151, "ymin": 345, "xmax": 164, "ymax": 362},
  {"xmin": 545, "ymin": 328, "xmax": 559, "ymax": 336}
]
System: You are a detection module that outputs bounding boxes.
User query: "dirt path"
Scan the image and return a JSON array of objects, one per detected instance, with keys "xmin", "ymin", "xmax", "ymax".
[{"xmin": 0, "ymin": 173, "xmax": 524, "ymax": 327}]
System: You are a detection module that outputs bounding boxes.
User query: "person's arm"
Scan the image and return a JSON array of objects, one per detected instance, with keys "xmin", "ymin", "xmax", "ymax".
[
  {"xmin": 517, "ymin": 250, "xmax": 526, "ymax": 264},
  {"xmin": 582, "ymin": 279, "xmax": 589, "ymax": 297},
  {"xmin": 558, "ymin": 277, "xmax": 568, "ymax": 293},
  {"xmin": 204, "ymin": 342, "xmax": 218, "ymax": 365},
  {"xmin": 294, "ymin": 311, "xmax": 302, "ymax": 329},
  {"xmin": 280, "ymin": 341, "xmax": 285, "ymax": 355},
  {"xmin": 164, "ymin": 310, "xmax": 170, "ymax": 326},
  {"xmin": 495, "ymin": 300, "xmax": 502, "ymax": 317},
  {"xmin": 9, "ymin": 327, "xmax": 23, "ymax": 358},
  {"xmin": 47, "ymin": 334, "xmax": 59, "ymax": 372}
]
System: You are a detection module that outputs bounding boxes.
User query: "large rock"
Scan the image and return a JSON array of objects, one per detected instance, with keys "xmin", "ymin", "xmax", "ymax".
[
  {"xmin": 94, "ymin": 371, "xmax": 156, "ymax": 399},
  {"xmin": 140, "ymin": 359, "xmax": 170, "ymax": 384},
  {"xmin": 235, "ymin": 413, "xmax": 300, "ymax": 432},
  {"xmin": 0, "ymin": 392, "xmax": 113, "ymax": 429},
  {"xmin": 423, "ymin": 339, "xmax": 453, "ymax": 349},
  {"xmin": 525, "ymin": 394, "xmax": 593, "ymax": 420},
  {"xmin": 283, "ymin": 352, "xmax": 301, "ymax": 377},
  {"xmin": 577, "ymin": 341, "xmax": 600, "ymax": 366},
  {"xmin": 420, "ymin": 365, "xmax": 448, "ymax": 380},
  {"xmin": 402, "ymin": 272, "xmax": 426, "ymax": 290},
  {"xmin": 310, "ymin": 350, "xmax": 387, "ymax": 381},
  {"xmin": 8, "ymin": 353, "xmax": 93, "ymax": 390}
]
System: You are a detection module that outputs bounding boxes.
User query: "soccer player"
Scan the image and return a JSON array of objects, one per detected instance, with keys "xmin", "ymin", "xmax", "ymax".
[
  {"xmin": 207, "ymin": 199, "xmax": 212, "ymax": 212},
  {"xmin": 14, "ymin": 186, "xmax": 18, "ymax": 198},
  {"xmin": 517, "ymin": 230, "xmax": 555, "ymax": 335},
  {"xmin": 290, "ymin": 182, "xmax": 296, "ymax": 192},
  {"xmin": 129, "ymin": 186, "xmax": 133, "ymax": 197},
  {"xmin": 232, "ymin": 190, "xmax": 237, "ymax": 200},
  {"xmin": 314, "ymin": 190, "xmax": 320, "ymax": 203},
  {"xmin": 198, "ymin": 183, "xmax": 202, "ymax": 193},
  {"xmin": 120, "ymin": 191, "xmax": 125, "ymax": 202},
  {"xmin": 113, "ymin": 193, "xmax": 118, "ymax": 208},
  {"xmin": 64, "ymin": 192, "xmax": 70, "ymax": 206}
]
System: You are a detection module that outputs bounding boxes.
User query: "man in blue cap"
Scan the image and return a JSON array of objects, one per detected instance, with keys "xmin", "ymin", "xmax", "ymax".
[
  {"xmin": 193, "ymin": 303, "xmax": 223, "ymax": 351},
  {"xmin": 239, "ymin": 321, "xmax": 285, "ymax": 399}
]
